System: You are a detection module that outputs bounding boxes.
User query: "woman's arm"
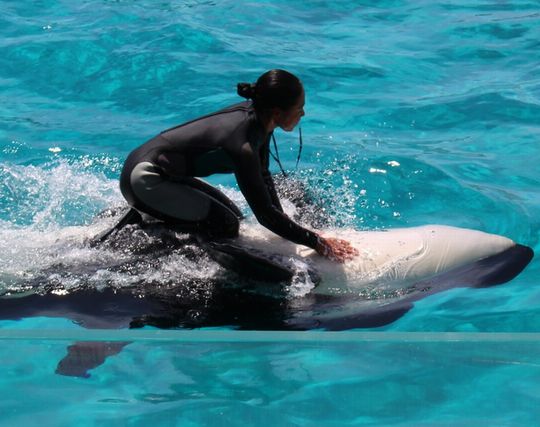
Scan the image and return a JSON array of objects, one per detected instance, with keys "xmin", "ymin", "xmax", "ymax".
[
  {"xmin": 259, "ymin": 142, "xmax": 284, "ymax": 212},
  {"xmin": 233, "ymin": 142, "xmax": 358, "ymax": 262},
  {"xmin": 232, "ymin": 141, "xmax": 320, "ymax": 249}
]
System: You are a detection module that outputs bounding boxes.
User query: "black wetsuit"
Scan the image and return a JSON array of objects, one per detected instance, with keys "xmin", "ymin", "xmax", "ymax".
[{"xmin": 120, "ymin": 101, "xmax": 320, "ymax": 249}]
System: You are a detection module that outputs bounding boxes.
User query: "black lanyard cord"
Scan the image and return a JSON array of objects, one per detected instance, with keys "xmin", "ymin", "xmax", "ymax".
[
  {"xmin": 270, "ymin": 127, "xmax": 303, "ymax": 178},
  {"xmin": 296, "ymin": 127, "xmax": 303, "ymax": 169}
]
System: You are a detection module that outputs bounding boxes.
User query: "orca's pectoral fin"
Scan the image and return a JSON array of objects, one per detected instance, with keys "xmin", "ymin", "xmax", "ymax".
[
  {"xmin": 88, "ymin": 208, "xmax": 142, "ymax": 247},
  {"xmin": 55, "ymin": 341, "xmax": 131, "ymax": 378},
  {"xmin": 204, "ymin": 241, "xmax": 295, "ymax": 283}
]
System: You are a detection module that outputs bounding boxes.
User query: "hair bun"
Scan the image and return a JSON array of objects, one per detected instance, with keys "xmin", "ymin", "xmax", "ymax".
[{"xmin": 237, "ymin": 82, "xmax": 256, "ymax": 99}]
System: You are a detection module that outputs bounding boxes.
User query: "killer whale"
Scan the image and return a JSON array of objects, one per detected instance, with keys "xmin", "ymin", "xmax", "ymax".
[
  {"xmin": 0, "ymin": 214, "xmax": 533, "ymax": 377},
  {"xmin": 1, "ymin": 222, "xmax": 533, "ymax": 329},
  {"xmin": 0, "ymin": 236, "xmax": 532, "ymax": 330}
]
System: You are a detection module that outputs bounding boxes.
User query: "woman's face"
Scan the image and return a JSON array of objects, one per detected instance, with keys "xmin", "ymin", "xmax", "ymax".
[{"xmin": 276, "ymin": 89, "xmax": 305, "ymax": 132}]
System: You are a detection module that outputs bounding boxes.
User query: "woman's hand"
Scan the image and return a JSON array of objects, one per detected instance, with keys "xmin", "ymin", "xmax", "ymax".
[{"xmin": 316, "ymin": 236, "xmax": 359, "ymax": 263}]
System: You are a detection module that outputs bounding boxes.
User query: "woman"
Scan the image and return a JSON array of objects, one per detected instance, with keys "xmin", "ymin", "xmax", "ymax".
[{"xmin": 119, "ymin": 69, "xmax": 357, "ymax": 262}]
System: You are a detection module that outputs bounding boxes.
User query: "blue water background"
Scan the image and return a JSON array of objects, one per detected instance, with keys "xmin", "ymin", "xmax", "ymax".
[{"xmin": 1, "ymin": 0, "xmax": 540, "ymax": 425}]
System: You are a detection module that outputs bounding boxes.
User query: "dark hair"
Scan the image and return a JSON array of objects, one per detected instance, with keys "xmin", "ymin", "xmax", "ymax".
[{"xmin": 237, "ymin": 69, "xmax": 303, "ymax": 111}]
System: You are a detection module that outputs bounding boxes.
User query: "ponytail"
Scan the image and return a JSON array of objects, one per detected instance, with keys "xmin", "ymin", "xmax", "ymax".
[{"xmin": 237, "ymin": 82, "xmax": 256, "ymax": 100}]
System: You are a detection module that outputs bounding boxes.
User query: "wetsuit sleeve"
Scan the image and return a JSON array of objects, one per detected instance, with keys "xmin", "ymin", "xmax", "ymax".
[
  {"xmin": 259, "ymin": 143, "xmax": 284, "ymax": 212},
  {"xmin": 232, "ymin": 142, "xmax": 320, "ymax": 249}
]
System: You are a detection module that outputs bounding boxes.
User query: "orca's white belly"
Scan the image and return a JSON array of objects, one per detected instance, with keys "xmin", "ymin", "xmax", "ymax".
[{"xmin": 237, "ymin": 224, "xmax": 515, "ymax": 295}]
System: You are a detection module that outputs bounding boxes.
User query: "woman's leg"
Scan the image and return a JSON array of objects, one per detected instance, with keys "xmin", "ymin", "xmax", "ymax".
[
  {"xmin": 182, "ymin": 177, "xmax": 243, "ymax": 219},
  {"xmin": 127, "ymin": 162, "xmax": 241, "ymax": 238}
]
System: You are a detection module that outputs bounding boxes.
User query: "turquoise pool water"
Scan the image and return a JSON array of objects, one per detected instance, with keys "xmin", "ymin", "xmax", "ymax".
[{"xmin": 1, "ymin": 0, "xmax": 539, "ymax": 425}]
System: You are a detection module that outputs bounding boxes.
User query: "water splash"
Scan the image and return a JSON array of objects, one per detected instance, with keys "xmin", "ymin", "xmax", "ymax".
[{"xmin": 0, "ymin": 158, "xmax": 119, "ymax": 227}]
